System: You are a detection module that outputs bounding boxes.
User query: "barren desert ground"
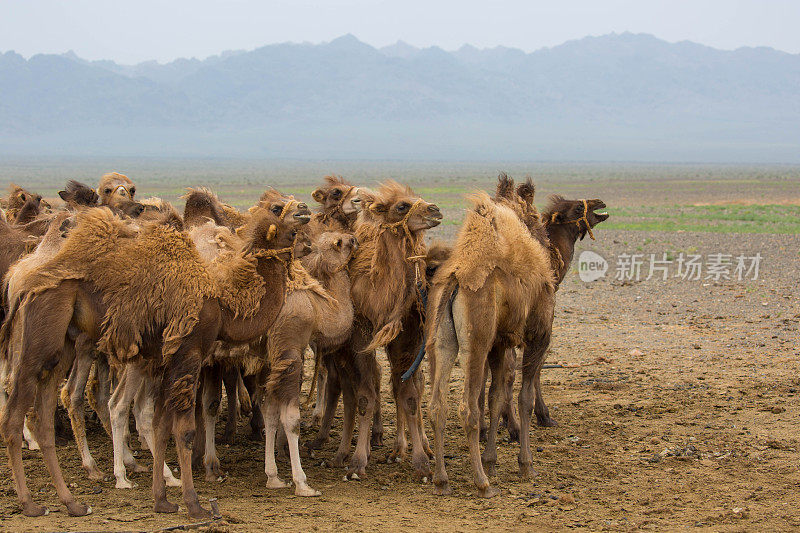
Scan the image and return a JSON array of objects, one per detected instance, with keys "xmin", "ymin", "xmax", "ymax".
[{"xmin": 0, "ymin": 161, "xmax": 798, "ymax": 532}]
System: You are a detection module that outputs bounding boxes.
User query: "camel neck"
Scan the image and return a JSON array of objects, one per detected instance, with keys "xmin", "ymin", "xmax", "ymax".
[
  {"xmin": 546, "ymin": 223, "xmax": 580, "ymax": 287},
  {"xmin": 219, "ymin": 256, "xmax": 288, "ymax": 343}
]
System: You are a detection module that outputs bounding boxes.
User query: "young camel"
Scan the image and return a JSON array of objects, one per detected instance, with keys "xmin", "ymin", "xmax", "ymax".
[
  {"xmin": 0, "ymin": 199, "xmax": 308, "ymax": 518},
  {"xmin": 302, "ymin": 175, "xmax": 366, "ymax": 427},
  {"xmin": 309, "ymin": 181, "xmax": 441, "ymax": 480},
  {"xmin": 426, "ymin": 177, "xmax": 556, "ymax": 498},
  {"xmin": 477, "ymin": 194, "xmax": 611, "ymax": 440}
]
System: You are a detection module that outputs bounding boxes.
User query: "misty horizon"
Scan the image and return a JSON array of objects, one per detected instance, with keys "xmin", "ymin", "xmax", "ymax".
[{"xmin": 5, "ymin": 31, "xmax": 800, "ymax": 66}]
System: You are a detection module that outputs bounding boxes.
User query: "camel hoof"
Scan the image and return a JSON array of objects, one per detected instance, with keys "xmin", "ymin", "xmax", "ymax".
[
  {"xmin": 187, "ymin": 505, "xmax": 213, "ymax": 520},
  {"xmin": 305, "ymin": 438, "xmax": 327, "ymax": 451},
  {"xmin": 66, "ymin": 501, "xmax": 92, "ymax": 517},
  {"xmin": 536, "ymin": 416, "xmax": 558, "ymax": 428},
  {"xmin": 266, "ymin": 477, "xmax": 290, "ymax": 489},
  {"xmin": 154, "ymin": 499, "xmax": 179, "ymax": 514},
  {"xmin": 477, "ymin": 486, "xmax": 500, "ymax": 498},
  {"xmin": 332, "ymin": 452, "xmax": 348, "ymax": 467},
  {"xmin": 115, "ymin": 478, "xmax": 136, "ymax": 489},
  {"xmin": 519, "ymin": 464, "xmax": 537, "ymax": 480},
  {"xmin": 295, "ymin": 485, "xmax": 322, "ymax": 497},
  {"xmin": 21, "ymin": 501, "xmax": 48, "ymax": 517},
  {"xmin": 433, "ymin": 482, "xmax": 452, "ymax": 496},
  {"xmin": 166, "ymin": 476, "xmax": 183, "ymax": 488},
  {"xmin": 85, "ymin": 466, "xmax": 107, "ymax": 481}
]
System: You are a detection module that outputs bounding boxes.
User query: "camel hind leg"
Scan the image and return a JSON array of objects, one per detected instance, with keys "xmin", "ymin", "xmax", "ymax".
[
  {"xmin": 454, "ymin": 292, "xmax": 499, "ymax": 498},
  {"xmin": 132, "ymin": 375, "xmax": 181, "ymax": 487},
  {"xmin": 3, "ymin": 285, "xmax": 90, "ymax": 516},
  {"xmin": 482, "ymin": 345, "xmax": 508, "ymax": 477},
  {"xmin": 429, "ymin": 294, "xmax": 459, "ymax": 496},
  {"xmin": 62, "ymin": 334, "xmax": 106, "ymax": 481}
]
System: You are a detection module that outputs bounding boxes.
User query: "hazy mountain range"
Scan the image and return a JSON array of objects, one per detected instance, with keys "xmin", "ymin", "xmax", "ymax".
[{"xmin": 1, "ymin": 33, "xmax": 799, "ymax": 161}]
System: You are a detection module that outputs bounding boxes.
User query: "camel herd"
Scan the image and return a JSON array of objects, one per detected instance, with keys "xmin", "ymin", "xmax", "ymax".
[{"xmin": 0, "ymin": 172, "xmax": 608, "ymax": 519}]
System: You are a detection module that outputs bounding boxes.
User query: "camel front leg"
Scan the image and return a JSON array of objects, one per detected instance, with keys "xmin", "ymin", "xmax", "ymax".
[
  {"xmin": 306, "ymin": 358, "xmax": 341, "ymax": 450},
  {"xmin": 133, "ymin": 378, "xmax": 181, "ymax": 487},
  {"xmin": 200, "ymin": 367, "xmax": 223, "ymax": 481},
  {"xmin": 261, "ymin": 398, "xmax": 288, "ymax": 489},
  {"xmin": 109, "ymin": 366, "xmax": 146, "ymax": 488},
  {"xmin": 388, "ymin": 397, "xmax": 408, "ymax": 463},
  {"xmin": 280, "ymin": 396, "xmax": 320, "ymax": 496}
]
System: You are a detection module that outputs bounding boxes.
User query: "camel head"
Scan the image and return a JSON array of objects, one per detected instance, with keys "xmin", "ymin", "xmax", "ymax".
[
  {"xmin": 10, "ymin": 186, "xmax": 45, "ymax": 225},
  {"xmin": 544, "ymin": 196, "xmax": 609, "ymax": 241},
  {"xmin": 59, "ymin": 180, "xmax": 100, "ymax": 208},
  {"xmin": 98, "ymin": 172, "xmax": 138, "ymax": 207},
  {"xmin": 305, "ymin": 231, "xmax": 358, "ymax": 277},
  {"xmin": 425, "ymin": 241, "xmax": 452, "ymax": 282},
  {"xmin": 311, "ymin": 175, "xmax": 362, "ymax": 222},
  {"xmin": 242, "ymin": 208, "xmax": 301, "ymax": 261},
  {"xmin": 359, "ymin": 180, "xmax": 442, "ymax": 234},
  {"xmin": 257, "ymin": 189, "xmax": 312, "ymax": 227},
  {"xmin": 6, "ymin": 184, "xmax": 43, "ymax": 212}
]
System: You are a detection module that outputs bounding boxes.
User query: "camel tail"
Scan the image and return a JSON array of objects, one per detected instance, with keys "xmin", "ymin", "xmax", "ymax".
[
  {"xmin": 236, "ymin": 369, "xmax": 252, "ymax": 415},
  {"xmin": 0, "ymin": 293, "xmax": 22, "ymax": 359},
  {"xmin": 303, "ymin": 345, "xmax": 321, "ymax": 409},
  {"xmin": 364, "ymin": 319, "xmax": 403, "ymax": 353},
  {"xmin": 425, "ymin": 275, "xmax": 459, "ymax": 356}
]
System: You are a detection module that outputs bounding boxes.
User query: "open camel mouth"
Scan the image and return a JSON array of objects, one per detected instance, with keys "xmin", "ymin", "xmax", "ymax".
[
  {"xmin": 294, "ymin": 213, "xmax": 312, "ymax": 223},
  {"xmin": 591, "ymin": 201, "xmax": 609, "ymax": 221},
  {"xmin": 424, "ymin": 214, "xmax": 443, "ymax": 228}
]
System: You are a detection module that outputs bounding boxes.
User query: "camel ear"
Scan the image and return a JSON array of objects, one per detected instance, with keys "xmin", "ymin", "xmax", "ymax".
[
  {"xmin": 311, "ymin": 189, "xmax": 326, "ymax": 203},
  {"xmin": 266, "ymin": 224, "xmax": 277, "ymax": 241},
  {"xmin": 58, "ymin": 191, "xmax": 70, "ymax": 201}
]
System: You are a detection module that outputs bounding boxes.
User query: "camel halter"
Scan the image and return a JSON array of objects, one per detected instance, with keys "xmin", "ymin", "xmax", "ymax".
[
  {"xmin": 553, "ymin": 199, "xmax": 595, "ymax": 241},
  {"xmin": 322, "ymin": 185, "xmax": 357, "ymax": 224},
  {"xmin": 278, "ymin": 198, "xmax": 299, "ymax": 221}
]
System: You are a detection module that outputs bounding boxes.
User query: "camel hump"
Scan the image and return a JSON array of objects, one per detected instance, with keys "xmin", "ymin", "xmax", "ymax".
[{"xmin": 183, "ymin": 187, "xmax": 228, "ymax": 229}]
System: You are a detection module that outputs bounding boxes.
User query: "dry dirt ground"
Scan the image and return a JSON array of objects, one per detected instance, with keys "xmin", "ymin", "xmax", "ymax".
[{"xmin": 1, "ymin": 171, "xmax": 799, "ymax": 532}]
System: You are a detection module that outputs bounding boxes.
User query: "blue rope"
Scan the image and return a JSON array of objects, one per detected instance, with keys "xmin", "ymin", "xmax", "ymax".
[{"xmin": 400, "ymin": 280, "xmax": 428, "ymax": 382}]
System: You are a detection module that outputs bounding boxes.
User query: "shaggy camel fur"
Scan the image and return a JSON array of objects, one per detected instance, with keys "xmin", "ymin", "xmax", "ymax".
[
  {"xmin": 303, "ymin": 175, "xmax": 364, "ymax": 426},
  {"xmin": 188, "ymin": 192, "xmax": 339, "ymax": 496},
  {"xmin": 2, "ymin": 185, "xmax": 51, "ymax": 224},
  {"xmin": 426, "ymin": 177, "xmax": 556, "ymax": 497},
  {"xmin": 476, "ymin": 194, "xmax": 611, "ymax": 440},
  {"xmin": 309, "ymin": 181, "xmax": 441, "ymax": 480},
  {"xmin": 0, "ymin": 196, "xmax": 309, "ymax": 517}
]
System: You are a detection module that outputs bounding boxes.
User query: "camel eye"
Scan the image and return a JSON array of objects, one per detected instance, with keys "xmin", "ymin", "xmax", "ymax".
[
  {"xmin": 272, "ymin": 204, "xmax": 283, "ymax": 215},
  {"xmin": 336, "ymin": 239, "xmax": 342, "ymax": 248},
  {"xmin": 104, "ymin": 188, "xmax": 111, "ymax": 195},
  {"xmin": 19, "ymin": 194, "xmax": 26, "ymax": 202},
  {"xmin": 397, "ymin": 203, "xmax": 409, "ymax": 213},
  {"xmin": 426, "ymin": 266, "xmax": 436, "ymax": 277},
  {"xmin": 331, "ymin": 189, "xmax": 341, "ymax": 199},
  {"xmin": 129, "ymin": 187, "xmax": 136, "ymax": 196}
]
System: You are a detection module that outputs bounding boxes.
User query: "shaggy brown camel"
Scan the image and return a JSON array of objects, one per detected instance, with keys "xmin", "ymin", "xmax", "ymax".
[
  {"xmin": 309, "ymin": 181, "xmax": 441, "ymax": 480},
  {"xmin": 476, "ymin": 193, "xmax": 611, "ymax": 442},
  {"xmin": 426, "ymin": 176, "xmax": 555, "ymax": 497},
  {"xmin": 0, "ymin": 196, "xmax": 309, "ymax": 518},
  {"xmin": 302, "ymin": 175, "xmax": 366, "ymax": 427}
]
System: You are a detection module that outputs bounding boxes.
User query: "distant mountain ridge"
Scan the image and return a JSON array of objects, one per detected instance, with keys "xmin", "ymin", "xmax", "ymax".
[{"xmin": 1, "ymin": 33, "xmax": 799, "ymax": 161}]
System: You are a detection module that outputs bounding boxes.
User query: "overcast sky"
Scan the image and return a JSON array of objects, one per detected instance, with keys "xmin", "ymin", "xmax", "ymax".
[{"xmin": 1, "ymin": 0, "xmax": 797, "ymax": 64}]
